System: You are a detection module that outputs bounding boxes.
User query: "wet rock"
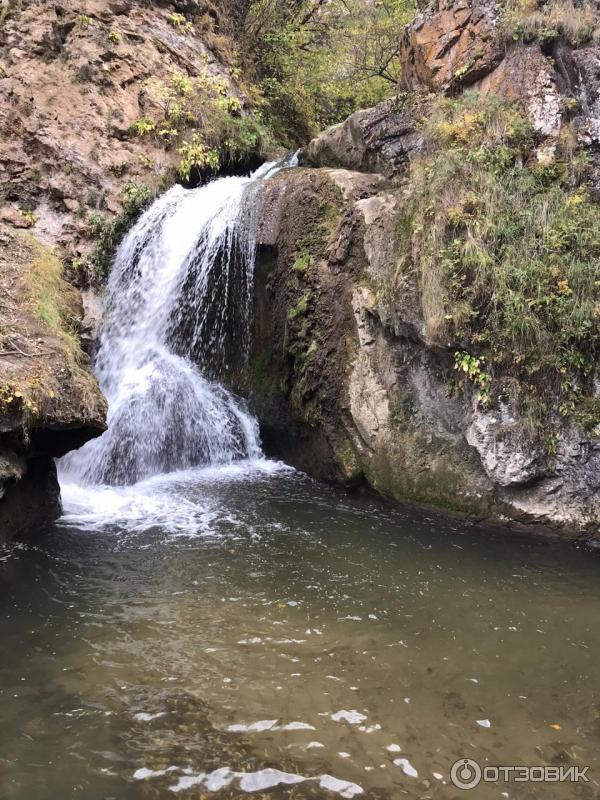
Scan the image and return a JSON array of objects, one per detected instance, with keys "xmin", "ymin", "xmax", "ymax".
[
  {"xmin": 251, "ymin": 161, "xmax": 600, "ymax": 535},
  {"xmin": 466, "ymin": 403, "xmax": 547, "ymax": 487},
  {"xmin": 300, "ymin": 96, "xmax": 426, "ymax": 179}
]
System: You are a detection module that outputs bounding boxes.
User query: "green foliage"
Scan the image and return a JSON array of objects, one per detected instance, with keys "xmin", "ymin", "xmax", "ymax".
[
  {"xmin": 454, "ymin": 351, "xmax": 491, "ymax": 405},
  {"xmin": 77, "ymin": 14, "xmax": 94, "ymax": 27},
  {"xmin": 140, "ymin": 68, "xmax": 275, "ymax": 174},
  {"xmin": 171, "ymin": 71, "xmax": 194, "ymax": 97},
  {"xmin": 130, "ymin": 117, "xmax": 156, "ymax": 136},
  {"xmin": 396, "ymin": 93, "xmax": 600, "ymax": 421},
  {"xmin": 226, "ymin": 0, "xmax": 416, "ymax": 143},
  {"xmin": 168, "ymin": 12, "xmax": 194, "ymax": 34},
  {"xmin": 122, "ymin": 181, "xmax": 152, "ymax": 214},
  {"xmin": 292, "ymin": 251, "xmax": 313, "ymax": 273},
  {"xmin": 25, "ymin": 237, "xmax": 81, "ymax": 370},
  {"xmin": 107, "ymin": 29, "xmax": 121, "ymax": 43},
  {"xmin": 19, "ymin": 209, "xmax": 37, "ymax": 228},
  {"xmin": 288, "ymin": 294, "xmax": 310, "ymax": 320},
  {"xmin": 177, "ymin": 134, "xmax": 220, "ymax": 181},
  {"xmin": 89, "ymin": 183, "xmax": 153, "ymax": 280}
]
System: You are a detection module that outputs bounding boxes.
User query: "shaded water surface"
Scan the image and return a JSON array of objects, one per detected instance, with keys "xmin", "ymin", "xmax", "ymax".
[{"xmin": 1, "ymin": 464, "xmax": 600, "ymax": 799}]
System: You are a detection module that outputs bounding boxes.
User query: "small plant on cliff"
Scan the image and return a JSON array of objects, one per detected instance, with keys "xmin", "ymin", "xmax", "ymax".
[
  {"xmin": 454, "ymin": 351, "xmax": 491, "ymax": 406},
  {"xmin": 122, "ymin": 181, "xmax": 152, "ymax": 215},
  {"xmin": 177, "ymin": 134, "xmax": 220, "ymax": 181},
  {"xmin": 130, "ymin": 117, "xmax": 156, "ymax": 137},
  {"xmin": 77, "ymin": 14, "xmax": 94, "ymax": 27},
  {"xmin": 89, "ymin": 183, "xmax": 153, "ymax": 280},
  {"xmin": 168, "ymin": 12, "xmax": 194, "ymax": 34},
  {"xmin": 107, "ymin": 29, "xmax": 121, "ymax": 43},
  {"xmin": 394, "ymin": 93, "xmax": 600, "ymax": 424},
  {"xmin": 288, "ymin": 294, "xmax": 310, "ymax": 321},
  {"xmin": 19, "ymin": 209, "xmax": 37, "ymax": 228},
  {"xmin": 292, "ymin": 251, "xmax": 313, "ymax": 273}
]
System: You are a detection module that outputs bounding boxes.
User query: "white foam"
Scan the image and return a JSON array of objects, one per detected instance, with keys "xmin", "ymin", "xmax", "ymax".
[
  {"xmin": 58, "ymin": 460, "xmax": 289, "ymax": 535},
  {"xmin": 227, "ymin": 719, "xmax": 278, "ymax": 733},
  {"xmin": 331, "ymin": 710, "xmax": 367, "ymax": 724},
  {"xmin": 393, "ymin": 758, "xmax": 418, "ymax": 778}
]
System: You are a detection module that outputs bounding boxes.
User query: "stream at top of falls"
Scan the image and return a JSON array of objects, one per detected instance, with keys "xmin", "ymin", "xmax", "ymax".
[{"xmin": 2, "ymin": 164, "xmax": 600, "ymax": 800}]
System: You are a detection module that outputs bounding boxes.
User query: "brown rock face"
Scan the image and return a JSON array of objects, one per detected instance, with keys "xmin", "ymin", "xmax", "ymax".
[
  {"xmin": 0, "ymin": 224, "xmax": 106, "ymax": 539},
  {"xmin": 400, "ymin": 0, "xmax": 503, "ymax": 94},
  {"xmin": 0, "ymin": 0, "xmax": 242, "ymax": 264},
  {"xmin": 475, "ymin": 43, "xmax": 563, "ymax": 137}
]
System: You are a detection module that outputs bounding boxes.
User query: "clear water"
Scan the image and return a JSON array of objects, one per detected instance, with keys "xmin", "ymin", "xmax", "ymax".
[{"xmin": 2, "ymin": 467, "xmax": 600, "ymax": 799}]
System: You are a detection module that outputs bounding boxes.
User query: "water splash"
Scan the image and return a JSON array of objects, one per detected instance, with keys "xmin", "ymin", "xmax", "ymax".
[{"xmin": 61, "ymin": 165, "xmax": 280, "ymax": 486}]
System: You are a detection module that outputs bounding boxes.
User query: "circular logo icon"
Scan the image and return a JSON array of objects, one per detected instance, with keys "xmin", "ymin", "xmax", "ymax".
[{"xmin": 451, "ymin": 758, "xmax": 482, "ymax": 790}]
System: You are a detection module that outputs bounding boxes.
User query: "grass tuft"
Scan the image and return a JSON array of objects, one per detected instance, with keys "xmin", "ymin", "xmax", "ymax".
[
  {"xmin": 499, "ymin": 0, "xmax": 600, "ymax": 46},
  {"xmin": 391, "ymin": 92, "xmax": 600, "ymax": 424}
]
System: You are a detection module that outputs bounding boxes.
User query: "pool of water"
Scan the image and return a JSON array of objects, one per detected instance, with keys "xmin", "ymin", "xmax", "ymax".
[{"xmin": 1, "ymin": 462, "xmax": 599, "ymax": 799}]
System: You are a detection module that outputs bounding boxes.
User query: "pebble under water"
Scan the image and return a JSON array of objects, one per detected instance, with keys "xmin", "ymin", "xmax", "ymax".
[{"xmin": 1, "ymin": 463, "xmax": 600, "ymax": 800}]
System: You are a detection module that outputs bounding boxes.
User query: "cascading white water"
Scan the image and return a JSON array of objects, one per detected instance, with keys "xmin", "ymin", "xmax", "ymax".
[{"xmin": 61, "ymin": 161, "xmax": 284, "ymax": 487}]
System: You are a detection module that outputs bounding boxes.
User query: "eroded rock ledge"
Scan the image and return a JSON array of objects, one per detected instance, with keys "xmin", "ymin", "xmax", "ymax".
[
  {"xmin": 249, "ymin": 1, "xmax": 600, "ymax": 538},
  {"xmin": 0, "ymin": 226, "xmax": 106, "ymax": 539}
]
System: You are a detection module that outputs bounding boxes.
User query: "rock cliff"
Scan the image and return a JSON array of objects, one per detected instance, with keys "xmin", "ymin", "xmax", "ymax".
[
  {"xmin": 0, "ymin": 0, "xmax": 250, "ymax": 535},
  {"xmin": 0, "ymin": 0, "xmax": 259, "ymax": 275},
  {"xmin": 0, "ymin": 224, "xmax": 106, "ymax": 538},
  {"xmin": 250, "ymin": 0, "xmax": 600, "ymax": 538}
]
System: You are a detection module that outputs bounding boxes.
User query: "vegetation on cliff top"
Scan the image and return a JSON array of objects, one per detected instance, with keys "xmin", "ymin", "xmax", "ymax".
[
  {"xmin": 0, "ymin": 228, "xmax": 102, "ymax": 423},
  {"xmin": 499, "ymin": 0, "xmax": 600, "ymax": 46},
  {"xmin": 395, "ymin": 93, "xmax": 600, "ymax": 427},
  {"xmin": 221, "ymin": 0, "xmax": 416, "ymax": 142}
]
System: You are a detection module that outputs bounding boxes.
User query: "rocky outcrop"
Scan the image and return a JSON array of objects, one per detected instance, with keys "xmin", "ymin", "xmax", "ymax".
[
  {"xmin": 299, "ymin": 96, "xmax": 426, "ymax": 178},
  {"xmin": 0, "ymin": 0, "xmax": 248, "ymax": 270},
  {"xmin": 398, "ymin": 0, "xmax": 600, "ymax": 156},
  {"xmin": 400, "ymin": 0, "xmax": 503, "ymax": 94},
  {"xmin": 250, "ymin": 165, "xmax": 600, "ymax": 537},
  {"xmin": 250, "ymin": 1, "xmax": 600, "ymax": 538},
  {"xmin": 251, "ymin": 168, "xmax": 497, "ymax": 514},
  {"xmin": 0, "ymin": 225, "xmax": 106, "ymax": 539}
]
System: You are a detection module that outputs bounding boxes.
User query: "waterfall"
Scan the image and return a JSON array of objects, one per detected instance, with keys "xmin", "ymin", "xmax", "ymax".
[{"xmin": 61, "ymin": 162, "xmax": 283, "ymax": 487}]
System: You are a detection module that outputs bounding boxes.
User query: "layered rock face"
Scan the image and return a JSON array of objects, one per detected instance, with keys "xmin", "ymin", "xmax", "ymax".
[
  {"xmin": 0, "ymin": 0, "xmax": 245, "ymax": 535},
  {"xmin": 0, "ymin": 0, "xmax": 245, "ymax": 264},
  {"xmin": 0, "ymin": 225, "xmax": 106, "ymax": 539},
  {"xmin": 253, "ymin": 0, "xmax": 600, "ymax": 537}
]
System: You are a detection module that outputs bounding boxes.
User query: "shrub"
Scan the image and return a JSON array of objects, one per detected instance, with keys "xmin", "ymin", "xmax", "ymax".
[
  {"xmin": 177, "ymin": 134, "xmax": 220, "ymax": 181},
  {"xmin": 499, "ymin": 0, "xmax": 600, "ymax": 45},
  {"xmin": 130, "ymin": 117, "xmax": 156, "ymax": 136},
  {"xmin": 393, "ymin": 93, "xmax": 600, "ymax": 423},
  {"xmin": 168, "ymin": 12, "xmax": 193, "ymax": 34},
  {"xmin": 142, "ymin": 69, "xmax": 275, "ymax": 172}
]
